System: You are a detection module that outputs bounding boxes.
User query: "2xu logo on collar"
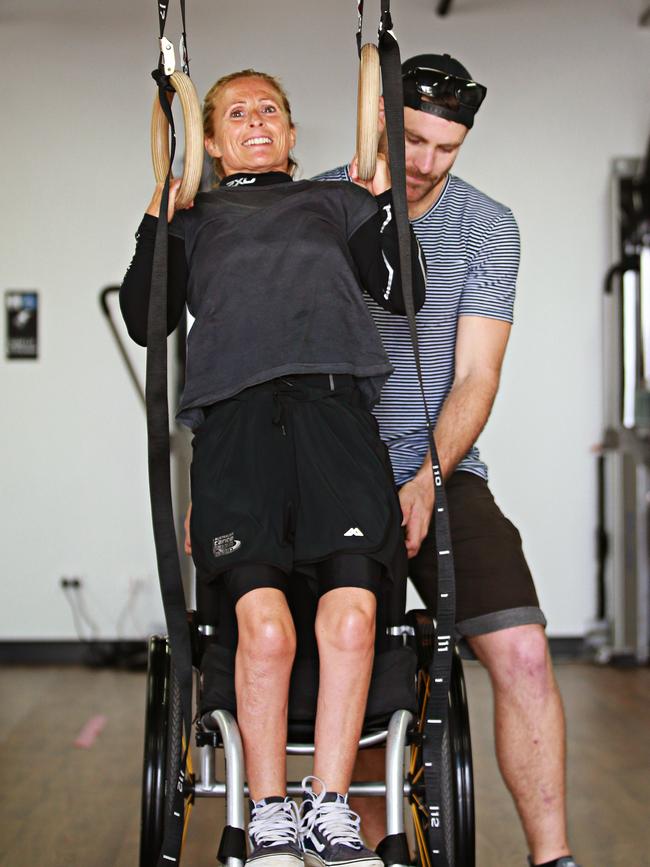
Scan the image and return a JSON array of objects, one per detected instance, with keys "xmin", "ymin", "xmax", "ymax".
[
  {"xmin": 226, "ymin": 176, "xmax": 256, "ymax": 187},
  {"xmin": 212, "ymin": 532, "xmax": 242, "ymax": 557}
]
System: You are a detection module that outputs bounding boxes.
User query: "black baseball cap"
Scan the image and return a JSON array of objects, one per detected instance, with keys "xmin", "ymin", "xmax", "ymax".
[{"xmin": 402, "ymin": 53, "xmax": 486, "ymax": 129}]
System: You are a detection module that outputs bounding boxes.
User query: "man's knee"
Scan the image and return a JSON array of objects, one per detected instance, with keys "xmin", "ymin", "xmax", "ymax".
[{"xmin": 468, "ymin": 624, "xmax": 553, "ymax": 692}]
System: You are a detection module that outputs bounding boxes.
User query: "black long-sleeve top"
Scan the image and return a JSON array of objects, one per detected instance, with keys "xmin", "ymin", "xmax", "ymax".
[{"xmin": 120, "ymin": 171, "xmax": 425, "ymax": 427}]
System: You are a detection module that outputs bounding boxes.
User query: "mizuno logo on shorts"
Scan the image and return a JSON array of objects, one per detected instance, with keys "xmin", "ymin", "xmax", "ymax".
[
  {"xmin": 212, "ymin": 532, "xmax": 242, "ymax": 557},
  {"xmin": 344, "ymin": 527, "xmax": 364, "ymax": 537}
]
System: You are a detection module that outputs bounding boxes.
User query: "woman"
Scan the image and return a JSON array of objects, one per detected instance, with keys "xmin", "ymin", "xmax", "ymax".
[{"xmin": 121, "ymin": 69, "xmax": 425, "ymax": 867}]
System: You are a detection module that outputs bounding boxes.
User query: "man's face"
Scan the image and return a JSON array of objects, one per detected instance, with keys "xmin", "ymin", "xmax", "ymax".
[{"xmin": 402, "ymin": 107, "xmax": 468, "ymax": 208}]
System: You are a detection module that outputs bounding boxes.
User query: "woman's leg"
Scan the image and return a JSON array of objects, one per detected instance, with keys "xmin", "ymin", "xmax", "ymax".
[
  {"xmin": 301, "ymin": 585, "xmax": 382, "ymax": 867},
  {"xmin": 234, "ymin": 586, "xmax": 296, "ymax": 800},
  {"xmin": 312, "ymin": 586, "xmax": 377, "ymax": 791}
]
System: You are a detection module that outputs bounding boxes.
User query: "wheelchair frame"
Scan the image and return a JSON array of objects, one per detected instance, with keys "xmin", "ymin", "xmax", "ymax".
[{"xmin": 140, "ymin": 610, "xmax": 475, "ymax": 867}]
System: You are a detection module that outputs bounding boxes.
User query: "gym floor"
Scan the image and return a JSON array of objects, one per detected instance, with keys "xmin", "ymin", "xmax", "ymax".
[{"xmin": 0, "ymin": 662, "xmax": 648, "ymax": 867}]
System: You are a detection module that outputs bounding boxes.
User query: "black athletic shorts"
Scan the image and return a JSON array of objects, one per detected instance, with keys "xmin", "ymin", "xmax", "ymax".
[
  {"xmin": 190, "ymin": 374, "xmax": 406, "ymax": 603},
  {"xmin": 408, "ymin": 470, "xmax": 546, "ymax": 637}
]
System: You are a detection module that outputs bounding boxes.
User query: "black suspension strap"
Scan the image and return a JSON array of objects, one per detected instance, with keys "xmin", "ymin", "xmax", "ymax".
[
  {"xmin": 157, "ymin": 0, "xmax": 190, "ymax": 75},
  {"xmin": 376, "ymin": 4, "xmax": 456, "ymax": 865},
  {"xmin": 147, "ymin": 2, "xmax": 194, "ymax": 864},
  {"xmin": 356, "ymin": 0, "xmax": 365, "ymax": 55}
]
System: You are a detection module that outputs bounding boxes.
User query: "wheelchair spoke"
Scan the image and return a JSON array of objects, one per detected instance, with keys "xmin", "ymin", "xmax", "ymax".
[
  {"xmin": 411, "ymin": 802, "xmax": 432, "ymax": 867},
  {"xmin": 180, "ymin": 736, "xmax": 194, "ymax": 853},
  {"xmin": 417, "ymin": 674, "xmax": 430, "ymax": 727},
  {"xmin": 412, "ymin": 793, "xmax": 429, "ymax": 819},
  {"xmin": 409, "ymin": 737, "xmax": 419, "ymax": 775},
  {"xmin": 181, "ymin": 799, "xmax": 193, "ymax": 849}
]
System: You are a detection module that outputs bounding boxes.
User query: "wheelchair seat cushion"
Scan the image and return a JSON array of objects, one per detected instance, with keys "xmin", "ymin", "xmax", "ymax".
[{"xmin": 199, "ymin": 643, "xmax": 418, "ymax": 728}]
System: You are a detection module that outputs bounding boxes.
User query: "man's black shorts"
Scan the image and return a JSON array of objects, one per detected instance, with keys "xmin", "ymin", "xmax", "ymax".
[
  {"xmin": 408, "ymin": 471, "xmax": 546, "ymax": 637},
  {"xmin": 190, "ymin": 374, "xmax": 406, "ymax": 599}
]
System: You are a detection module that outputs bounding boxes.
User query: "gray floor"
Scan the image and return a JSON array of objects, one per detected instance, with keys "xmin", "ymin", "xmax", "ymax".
[{"xmin": 0, "ymin": 662, "xmax": 648, "ymax": 866}]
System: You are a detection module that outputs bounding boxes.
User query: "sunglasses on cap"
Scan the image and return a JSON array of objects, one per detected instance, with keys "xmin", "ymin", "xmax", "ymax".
[
  {"xmin": 402, "ymin": 65, "xmax": 487, "ymax": 128},
  {"xmin": 405, "ymin": 66, "xmax": 487, "ymax": 109}
]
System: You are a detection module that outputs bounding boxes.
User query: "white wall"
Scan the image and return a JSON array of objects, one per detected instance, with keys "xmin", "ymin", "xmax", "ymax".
[{"xmin": 1, "ymin": 0, "xmax": 648, "ymax": 639}]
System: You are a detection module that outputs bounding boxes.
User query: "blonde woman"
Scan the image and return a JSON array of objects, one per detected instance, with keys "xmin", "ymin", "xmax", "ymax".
[{"xmin": 121, "ymin": 69, "xmax": 425, "ymax": 867}]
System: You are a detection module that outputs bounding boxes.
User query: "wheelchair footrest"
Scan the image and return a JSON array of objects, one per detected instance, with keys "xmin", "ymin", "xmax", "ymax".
[
  {"xmin": 196, "ymin": 724, "xmax": 221, "ymax": 748},
  {"xmin": 376, "ymin": 833, "xmax": 410, "ymax": 867},
  {"xmin": 218, "ymin": 825, "xmax": 247, "ymax": 862}
]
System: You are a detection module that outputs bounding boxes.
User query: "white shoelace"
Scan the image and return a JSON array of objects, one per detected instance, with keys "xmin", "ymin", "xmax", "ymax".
[
  {"xmin": 300, "ymin": 776, "xmax": 363, "ymax": 850},
  {"xmin": 249, "ymin": 799, "xmax": 300, "ymax": 847}
]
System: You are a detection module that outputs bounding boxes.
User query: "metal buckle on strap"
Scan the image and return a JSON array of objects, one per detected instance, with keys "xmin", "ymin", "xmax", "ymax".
[
  {"xmin": 387, "ymin": 625, "xmax": 415, "ymax": 637},
  {"xmin": 160, "ymin": 36, "xmax": 175, "ymax": 75},
  {"xmin": 179, "ymin": 33, "xmax": 189, "ymax": 74},
  {"xmin": 387, "ymin": 625, "xmax": 415, "ymax": 646}
]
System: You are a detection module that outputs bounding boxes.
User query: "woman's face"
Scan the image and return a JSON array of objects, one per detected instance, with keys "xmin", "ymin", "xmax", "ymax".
[{"xmin": 205, "ymin": 76, "xmax": 296, "ymax": 176}]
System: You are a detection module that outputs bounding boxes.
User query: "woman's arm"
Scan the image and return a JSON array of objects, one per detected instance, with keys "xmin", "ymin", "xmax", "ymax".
[
  {"xmin": 119, "ymin": 217, "xmax": 188, "ymax": 346},
  {"xmin": 348, "ymin": 189, "xmax": 426, "ymax": 315},
  {"xmin": 119, "ymin": 180, "xmax": 191, "ymax": 346}
]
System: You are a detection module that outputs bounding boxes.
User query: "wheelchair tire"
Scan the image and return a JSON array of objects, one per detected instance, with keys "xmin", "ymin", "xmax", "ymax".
[
  {"xmin": 139, "ymin": 637, "xmax": 192, "ymax": 867},
  {"xmin": 408, "ymin": 611, "xmax": 475, "ymax": 867}
]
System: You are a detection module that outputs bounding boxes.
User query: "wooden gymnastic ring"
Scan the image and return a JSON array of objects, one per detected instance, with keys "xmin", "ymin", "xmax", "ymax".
[
  {"xmin": 356, "ymin": 43, "xmax": 381, "ymax": 181},
  {"xmin": 151, "ymin": 71, "xmax": 203, "ymax": 210}
]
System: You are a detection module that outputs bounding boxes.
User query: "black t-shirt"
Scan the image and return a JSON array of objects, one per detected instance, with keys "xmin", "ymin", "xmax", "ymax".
[{"xmin": 120, "ymin": 172, "xmax": 425, "ymax": 428}]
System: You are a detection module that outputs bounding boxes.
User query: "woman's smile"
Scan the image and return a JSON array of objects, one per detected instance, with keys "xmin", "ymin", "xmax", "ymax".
[{"xmin": 205, "ymin": 76, "xmax": 296, "ymax": 177}]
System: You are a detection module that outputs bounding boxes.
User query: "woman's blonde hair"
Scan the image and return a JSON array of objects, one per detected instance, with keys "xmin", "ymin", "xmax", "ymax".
[{"xmin": 203, "ymin": 69, "xmax": 298, "ymax": 179}]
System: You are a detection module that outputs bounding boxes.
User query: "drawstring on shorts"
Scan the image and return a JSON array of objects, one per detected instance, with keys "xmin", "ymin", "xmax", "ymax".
[{"xmin": 272, "ymin": 391, "xmax": 288, "ymax": 436}]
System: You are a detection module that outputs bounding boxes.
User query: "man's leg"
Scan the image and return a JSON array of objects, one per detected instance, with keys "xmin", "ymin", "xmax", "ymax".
[
  {"xmin": 349, "ymin": 626, "xmax": 572, "ymax": 862},
  {"xmin": 312, "ymin": 586, "xmax": 377, "ymax": 791},
  {"xmin": 468, "ymin": 624, "xmax": 570, "ymax": 865},
  {"xmin": 234, "ymin": 586, "xmax": 296, "ymax": 799}
]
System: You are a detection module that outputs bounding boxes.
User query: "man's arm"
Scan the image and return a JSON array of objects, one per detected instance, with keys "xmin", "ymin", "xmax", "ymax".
[{"xmin": 401, "ymin": 314, "xmax": 511, "ymax": 557}]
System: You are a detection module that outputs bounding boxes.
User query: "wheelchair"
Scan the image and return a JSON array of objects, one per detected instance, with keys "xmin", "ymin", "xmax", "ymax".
[{"xmin": 139, "ymin": 569, "xmax": 475, "ymax": 867}]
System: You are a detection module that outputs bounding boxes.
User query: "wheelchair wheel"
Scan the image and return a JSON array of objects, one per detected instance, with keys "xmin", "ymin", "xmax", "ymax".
[
  {"xmin": 408, "ymin": 612, "xmax": 475, "ymax": 867},
  {"xmin": 140, "ymin": 636, "xmax": 193, "ymax": 867}
]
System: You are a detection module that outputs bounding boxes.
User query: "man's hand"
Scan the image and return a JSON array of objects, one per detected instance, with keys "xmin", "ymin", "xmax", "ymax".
[
  {"xmin": 399, "ymin": 473, "xmax": 435, "ymax": 558},
  {"xmin": 183, "ymin": 502, "xmax": 192, "ymax": 556}
]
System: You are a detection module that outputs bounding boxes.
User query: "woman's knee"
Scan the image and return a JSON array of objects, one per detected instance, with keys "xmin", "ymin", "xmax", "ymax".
[
  {"xmin": 316, "ymin": 590, "xmax": 376, "ymax": 654},
  {"xmin": 236, "ymin": 591, "xmax": 296, "ymax": 665}
]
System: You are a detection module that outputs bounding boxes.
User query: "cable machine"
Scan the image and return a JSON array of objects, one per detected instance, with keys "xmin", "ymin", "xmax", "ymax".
[{"xmin": 595, "ymin": 148, "xmax": 650, "ymax": 665}]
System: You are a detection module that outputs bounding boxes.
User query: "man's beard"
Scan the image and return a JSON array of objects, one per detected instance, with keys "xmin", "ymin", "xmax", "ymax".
[{"xmin": 405, "ymin": 170, "xmax": 443, "ymax": 203}]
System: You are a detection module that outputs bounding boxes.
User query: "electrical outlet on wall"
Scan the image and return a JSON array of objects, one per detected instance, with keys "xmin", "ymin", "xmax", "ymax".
[{"xmin": 60, "ymin": 576, "xmax": 82, "ymax": 589}]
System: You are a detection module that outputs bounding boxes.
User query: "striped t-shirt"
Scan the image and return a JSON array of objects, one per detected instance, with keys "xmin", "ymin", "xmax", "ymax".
[{"xmin": 315, "ymin": 166, "xmax": 520, "ymax": 484}]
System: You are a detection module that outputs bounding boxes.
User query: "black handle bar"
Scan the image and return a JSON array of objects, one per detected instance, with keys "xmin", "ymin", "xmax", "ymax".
[
  {"xmin": 99, "ymin": 285, "xmax": 146, "ymax": 408},
  {"xmin": 604, "ymin": 257, "xmax": 640, "ymax": 295}
]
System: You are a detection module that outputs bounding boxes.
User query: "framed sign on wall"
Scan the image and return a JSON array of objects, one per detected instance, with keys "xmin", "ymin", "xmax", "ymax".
[{"xmin": 5, "ymin": 291, "xmax": 38, "ymax": 360}]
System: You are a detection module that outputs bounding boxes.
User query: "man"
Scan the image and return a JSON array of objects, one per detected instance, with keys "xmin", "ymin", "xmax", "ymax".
[{"xmin": 317, "ymin": 54, "xmax": 580, "ymax": 867}]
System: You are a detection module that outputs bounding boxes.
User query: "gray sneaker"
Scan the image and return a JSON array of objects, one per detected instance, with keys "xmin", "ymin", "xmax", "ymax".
[
  {"xmin": 247, "ymin": 796, "xmax": 303, "ymax": 867},
  {"xmin": 299, "ymin": 776, "xmax": 382, "ymax": 867}
]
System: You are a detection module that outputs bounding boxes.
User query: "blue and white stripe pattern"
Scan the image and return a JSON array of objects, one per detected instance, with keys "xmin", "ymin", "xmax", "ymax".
[{"xmin": 315, "ymin": 165, "xmax": 520, "ymax": 484}]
